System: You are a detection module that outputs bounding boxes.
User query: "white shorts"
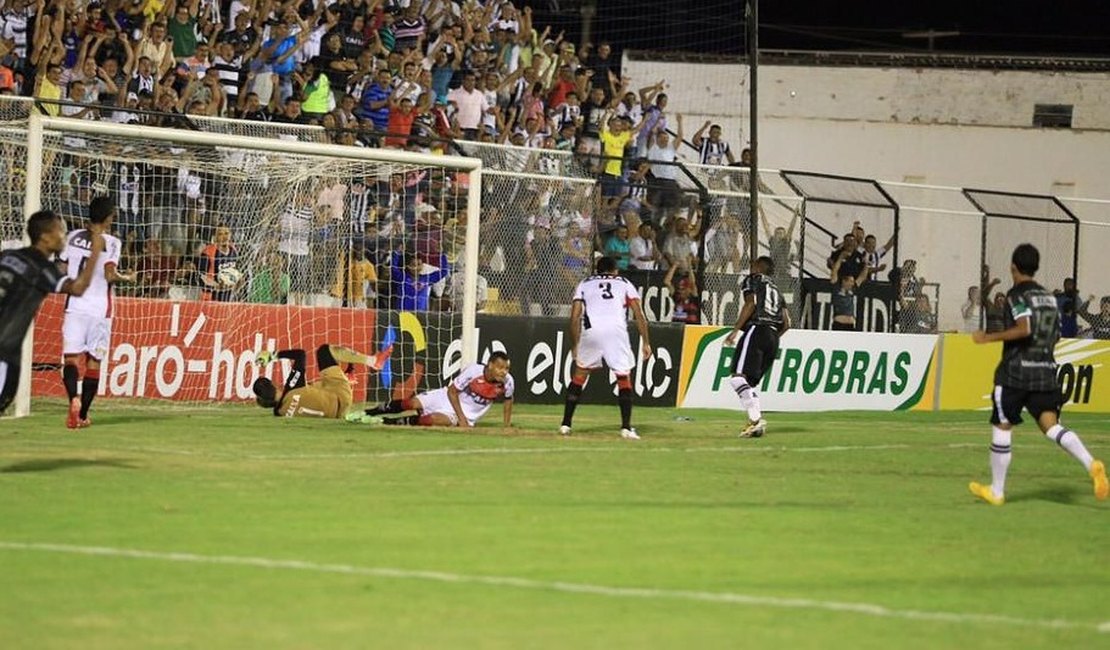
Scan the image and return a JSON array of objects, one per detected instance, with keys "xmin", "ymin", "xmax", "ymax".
[
  {"xmin": 576, "ymin": 329, "xmax": 635, "ymax": 374},
  {"xmin": 416, "ymin": 387, "xmax": 488, "ymax": 426},
  {"xmin": 63, "ymin": 313, "xmax": 112, "ymax": 360}
]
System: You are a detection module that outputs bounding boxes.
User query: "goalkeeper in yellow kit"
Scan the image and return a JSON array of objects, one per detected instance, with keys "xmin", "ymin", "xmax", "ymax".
[{"xmin": 252, "ymin": 344, "xmax": 391, "ymax": 418}]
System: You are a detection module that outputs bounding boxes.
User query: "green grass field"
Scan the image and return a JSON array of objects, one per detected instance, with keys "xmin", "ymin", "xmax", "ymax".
[{"xmin": 1, "ymin": 401, "xmax": 1107, "ymax": 649}]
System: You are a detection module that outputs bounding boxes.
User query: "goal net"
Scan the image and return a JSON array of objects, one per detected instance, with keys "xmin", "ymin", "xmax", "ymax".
[{"xmin": 3, "ymin": 113, "xmax": 481, "ymax": 416}]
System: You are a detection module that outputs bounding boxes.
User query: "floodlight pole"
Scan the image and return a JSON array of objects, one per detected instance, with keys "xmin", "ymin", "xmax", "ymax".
[{"xmin": 746, "ymin": 0, "xmax": 759, "ymax": 265}]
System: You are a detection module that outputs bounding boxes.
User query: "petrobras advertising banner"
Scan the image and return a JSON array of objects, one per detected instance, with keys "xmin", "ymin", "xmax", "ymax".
[{"xmin": 676, "ymin": 327, "xmax": 939, "ymax": 411}]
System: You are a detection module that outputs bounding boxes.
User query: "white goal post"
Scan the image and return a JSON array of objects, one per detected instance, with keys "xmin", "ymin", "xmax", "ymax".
[{"xmin": 9, "ymin": 111, "xmax": 483, "ymax": 417}]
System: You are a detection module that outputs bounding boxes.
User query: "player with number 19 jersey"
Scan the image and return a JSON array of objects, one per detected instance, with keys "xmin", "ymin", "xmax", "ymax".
[
  {"xmin": 995, "ymin": 281, "xmax": 1059, "ymax": 393},
  {"xmin": 572, "ymin": 274, "xmax": 641, "ymax": 373}
]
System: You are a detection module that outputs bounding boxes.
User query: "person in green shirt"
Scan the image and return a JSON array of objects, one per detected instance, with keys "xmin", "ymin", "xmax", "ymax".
[
  {"xmin": 250, "ymin": 253, "xmax": 291, "ymax": 304},
  {"xmin": 167, "ymin": 0, "xmax": 200, "ymax": 59}
]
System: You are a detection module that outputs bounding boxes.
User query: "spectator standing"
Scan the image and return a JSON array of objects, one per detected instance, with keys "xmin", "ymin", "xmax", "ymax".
[
  {"xmin": 168, "ymin": 0, "xmax": 201, "ymax": 61},
  {"xmin": 962, "ymin": 285, "xmax": 985, "ymax": 332},
  {"xmin": 629, "ymin": 222, "xmax": 661, "ymax": 271},
  {"xmin": 447, "ymin": 72, "xmax": 488, "ymax": 140},
  {"xmin": 662, "ymin": 216, "xmax": 696, "ymax": 283},
  {"xmin": 827, "ymin": 233, "xmax": 865, "ymax": 280},
  {"xmin": 692, "ymin": 121, "xmax": 736, "ymax": 165},
  {"xmin": 764, "ymin": 209, "xmax": 798, "ymax": 291},
  {"xmin": 359, "ymin": 68, "xmax": 393, "ymax": 133},
  {"xmin": 861, "ymin": 232, "xmax": 894, "ymax": 279},
  {"xmin": 646, "ymin": 114, "xmax": 683, "ymax": 222},
  {"xmin": 137, "ymin": 21, "xmax": 175, "ymax": 77},
  {"xmin": 604, "ymin": 224, "xmax": 632, "ymax": 271},
  {"xmin": 1077, "ymin": 295, "xmax": 1110, "ymax": 339},
  {"xmin": 278, "ymin": 191, "xmax": 316, "ymax": 305},
  {"xmin": 667, "ymin": 274, "xmax": 701, "ymax": 325},
  {"xmin": 829, "ymin": 254, "xmax": 872, "ymax": 331},
  {"xmin": 197, "ymin": 224, "xmax": 242, "ymax": 302},
  {"xmin": 1056, "ymin": 278, "xmax": 1079, "ymax": 338},
  {"xmin": 577, "ymin": 85, "xmax": 612, "ymax": 156}
]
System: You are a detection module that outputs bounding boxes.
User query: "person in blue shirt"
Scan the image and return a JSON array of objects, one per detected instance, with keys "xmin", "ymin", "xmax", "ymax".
[
  {"xmin": 260, "ymin": 22, "xmax": 304, "ymax": 104},
  {"xmin": 360, "ymin": 68, "xmax": 393, "ymax": 133},
  {"xmin": 390, "ymin": 251, "xmax": 449, "ymax": 311},
  {"xmin": 1055, "ymin": 277, "xmax": 1079, "ymax": 338}
]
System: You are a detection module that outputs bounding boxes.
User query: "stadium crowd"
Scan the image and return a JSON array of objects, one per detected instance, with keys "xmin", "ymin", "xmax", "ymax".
[{"xmin": 1, "ymin": 0, "xmax": 1104, "ymax": 335}]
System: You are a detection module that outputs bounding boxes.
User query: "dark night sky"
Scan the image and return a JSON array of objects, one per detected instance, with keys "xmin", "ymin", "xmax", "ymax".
[{"xmin": 533, "ymin": 1, "xmax": 1110, "ymax": 58}]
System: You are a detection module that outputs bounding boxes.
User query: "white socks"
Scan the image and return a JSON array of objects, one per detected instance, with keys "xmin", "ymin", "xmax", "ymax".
[
  {"xmin": 1045, "ymin": 424, "xmax": 1094, "ymax": 471},
  {"xmin": 989, "ymin": 426, "xmax": 1012, "ymax": 498},
  {"xmin": 728, "ymin": 375, "xmax": 762, "ymax": 422}
]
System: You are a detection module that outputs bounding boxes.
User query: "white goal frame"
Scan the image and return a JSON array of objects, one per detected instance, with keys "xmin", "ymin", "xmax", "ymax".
[{"xmin": 9, "ymin": 111, "xmax": 483, "ymax": 417}]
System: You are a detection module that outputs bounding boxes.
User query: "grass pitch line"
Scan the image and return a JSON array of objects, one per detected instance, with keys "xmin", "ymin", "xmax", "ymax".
[{"xmin": 0, "ymin": 541, "xmax": 1103, "ymax": 634}]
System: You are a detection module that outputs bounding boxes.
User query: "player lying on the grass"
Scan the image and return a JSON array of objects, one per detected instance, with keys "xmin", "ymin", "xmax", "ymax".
[
  {"xmin": 252, "ymin": 344, "xmax": 391, "ymax": 419},
  {"xmin": 355, "ymin": 352, "xmax": 514, "ymax": 428},
  {"xmin": 0, "ymin": 210, "xmax": 103, "ymax": 415},
  {"xmin": 60, "ymin": 197, "xmax": 136, "ymax": 429},
  {"xmin": 968, "ymin": 243, "xmax": 1107, "ymax": 505}
]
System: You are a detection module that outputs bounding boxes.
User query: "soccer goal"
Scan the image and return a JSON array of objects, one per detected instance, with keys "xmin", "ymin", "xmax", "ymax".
[{"xmin": 5, "ymin": 112, "xmax": 482, "ymax": 417}]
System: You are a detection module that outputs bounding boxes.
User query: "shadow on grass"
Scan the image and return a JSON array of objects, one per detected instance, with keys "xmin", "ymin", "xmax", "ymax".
[
  {"xmin": 1, "ymin": 458, "xmax": 138, "ymax": 473},
  {"xmin": 1009, "ymin": 484, "xmax": 1085, "ymax": 505}
]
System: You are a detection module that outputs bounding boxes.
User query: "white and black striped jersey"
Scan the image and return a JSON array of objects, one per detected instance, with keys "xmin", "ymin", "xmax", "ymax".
[
  {"xmin": 995, "ymin": 281, "xmax": 1060, "ymax": 392},
  {"xmin": 740, "ymin": 273, "xmax": 785, "ymax": 329},
  {"xmin": 700, "ymin": 139, "xmax": 731, "ymax": 165},
  {"xmin": 573, "ymin": 274, "xmax": 641, "ymax": 332}
]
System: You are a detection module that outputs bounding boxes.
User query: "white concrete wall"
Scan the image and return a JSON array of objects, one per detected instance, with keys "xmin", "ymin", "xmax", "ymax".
[
  {"xmin": 623, "ymin": 57, "xmax": 1110, "ymax": 330},
  {"xmin": 623, "ymin": 58, "xmax": 1110, "ymax": 197}
]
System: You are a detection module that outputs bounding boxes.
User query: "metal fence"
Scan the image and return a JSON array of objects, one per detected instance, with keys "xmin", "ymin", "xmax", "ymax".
[{"xmin": 2, "ymin": 96, "xmax": 1107, "ymax": 335}]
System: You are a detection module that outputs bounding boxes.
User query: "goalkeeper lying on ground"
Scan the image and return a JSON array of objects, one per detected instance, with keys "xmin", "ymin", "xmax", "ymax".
[{"xmin": 252, "ymin": 344, "xmax": 390, "ymax": 418}]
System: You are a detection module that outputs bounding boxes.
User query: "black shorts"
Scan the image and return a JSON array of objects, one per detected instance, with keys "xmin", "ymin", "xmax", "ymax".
[
  {"xmin": 730, "ymin": 325, "xmax": 780, "ymax": 386},
  {"xmin": 831, "ymin": 321, "xmax": 857, "ymax": 331},
  {"xmin": 989, "ymin": 385, "xmax": 1063, "ymax": 426},
  {"xmin": 0, "ymin": 355, "xmax": 21, "ymax": 414}
]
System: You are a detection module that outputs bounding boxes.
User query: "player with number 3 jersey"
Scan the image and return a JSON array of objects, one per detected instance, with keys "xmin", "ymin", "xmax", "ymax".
[
  {"xmin": 560, "ymin": 256, "xmax": 652, "ymax": 440},
  {"xmin": 724, "ymin": 256, "xmax": 791, "ymax": 439}
]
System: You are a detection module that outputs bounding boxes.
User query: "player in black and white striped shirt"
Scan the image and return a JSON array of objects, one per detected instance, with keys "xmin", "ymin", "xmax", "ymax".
[
  {"xmin": 723, "ymin": 256, "xmax": 790, "ymax": 438},
  {"xmin": 969, "ymin": 243, "xmax": 1107, "ymax": 505}
]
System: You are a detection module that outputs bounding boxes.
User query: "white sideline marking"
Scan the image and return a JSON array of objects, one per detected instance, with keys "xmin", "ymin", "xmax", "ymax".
[
  {"xmin": 0, "ymin": 541, "xmax": 1103, "ymax": 634},
  {"xmin": 7, "ymin": 441, "xmax": 1097, "ymax": 461}
]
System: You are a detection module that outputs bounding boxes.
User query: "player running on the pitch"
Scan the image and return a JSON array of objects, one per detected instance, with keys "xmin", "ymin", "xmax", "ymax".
[
  {"xmin": 558, "ymin": 256, "xmax": 651, "ymax": 440},
  {"xmin": 1, "ymin": 210, "xmax": 103, "ymax": 415},
  {"xmin": 968, "ymin": 243, "xmax": 1107, "ymax": 505},
  {"xmin": 723, "ymin": 255, "xmax": 791, "ymax": 438},
  {"xmin": 60, "ymin": 196, "xmax": 136, "ymax": 429},
  {"xmin": 252, "ymin": 344, "xmax": 391, "ymax": 419},
  {"xmin": 355, "ymin": 351, "xmax": 514, "ymax": 428}
]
